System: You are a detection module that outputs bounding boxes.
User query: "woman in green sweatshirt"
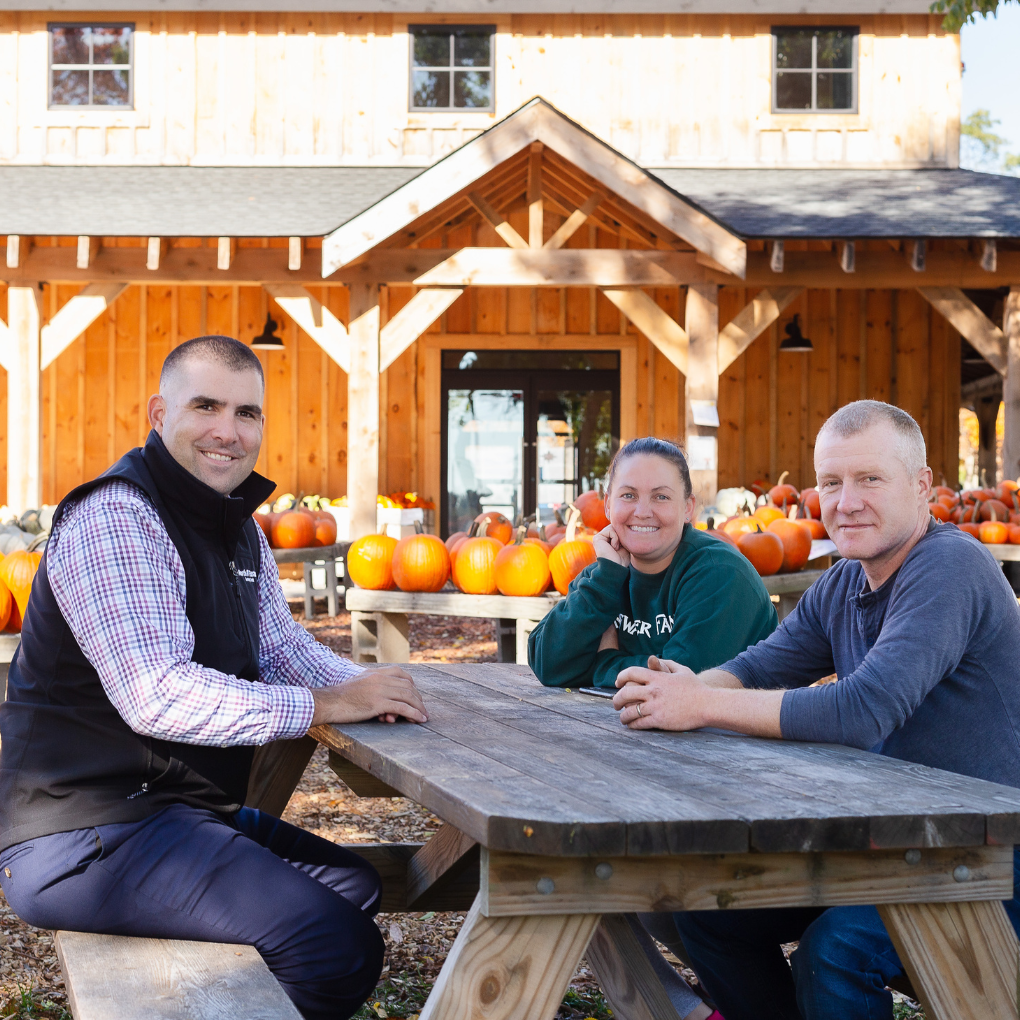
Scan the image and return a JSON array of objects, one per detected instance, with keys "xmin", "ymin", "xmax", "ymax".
[{"xmin": 528, "ymin": 437, "xmax": 778, "ymax": 689}]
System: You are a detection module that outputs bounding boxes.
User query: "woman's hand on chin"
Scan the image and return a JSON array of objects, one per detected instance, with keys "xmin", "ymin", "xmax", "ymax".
[{"xmin": 593, "ymin": 524, "xmax": 631, "ymax": 568}]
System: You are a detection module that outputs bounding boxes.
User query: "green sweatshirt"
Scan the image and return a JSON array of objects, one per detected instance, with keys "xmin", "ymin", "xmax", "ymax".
[{"xmin": 528, "ymin": 524, "xmax": 779, "ymax": 689}]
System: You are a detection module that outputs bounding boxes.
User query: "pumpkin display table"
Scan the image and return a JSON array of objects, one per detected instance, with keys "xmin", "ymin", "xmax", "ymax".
[
  {"xmin": 345, "ymin": 569, "xmax": 828, "ymax": 666},
  {"xmin": 272, "ymin": 543, "xmax": 350, "ymax": 620}
]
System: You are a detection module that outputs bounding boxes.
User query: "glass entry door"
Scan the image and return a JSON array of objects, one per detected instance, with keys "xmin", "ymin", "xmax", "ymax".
[{"xmin": 442, "ymin": 350, "xmax": 619, "ymax": 536}]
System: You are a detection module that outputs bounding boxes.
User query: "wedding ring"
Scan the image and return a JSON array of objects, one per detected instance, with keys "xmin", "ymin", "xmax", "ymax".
[{"xmin": 636, "ymin": 703, "xmax": 643, "ymax": 718}]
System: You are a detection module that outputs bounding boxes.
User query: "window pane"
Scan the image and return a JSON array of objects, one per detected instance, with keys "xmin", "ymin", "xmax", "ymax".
[
  {"xmin": 816, "ymin": 30, "xmax": 853, "ymax": 69},
  {"xmin": 775, "ymin": 71, "xmax": 812, "ymax": 109},
  {"xmin": 52, "ymin": 26, "xmax": 90, "ymax": 65},
  {"xmin": 454, "ymin": 70, "xmax": 492, "ymax": 108},
  {"xmin": 775, "ymin": 29, "xmax": 812, "ymax": 69},
  {"xmin": 412, "ymin": 69, "xmax": 451, "ymax": 108},
  {"xmin": 412, "ymin": 30, "xmax": 450, "ymax": 67},
  {"xmin": 454, "ymin": 29, "xmax": 490, "ymax": 67},
  {"xmin": 817, "ymin": 71, "xmax": 853, "ymax": 110},
  {"xmin": 92, "ymin": 68, "xmax": 130, "ymax": 105},
  {"xmin": 92, "ymin": 26, "xmax": 131, "ymax": 65},
  {"xmin": 51, "ymin": 68, "xmax": 90, "ymax": 105}
]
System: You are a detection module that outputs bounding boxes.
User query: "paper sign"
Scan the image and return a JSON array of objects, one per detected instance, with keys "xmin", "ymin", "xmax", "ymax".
[
  {"xmin": 690, "ymin": 400, "xmax": 720, "ymax": 428},
  {"xmin": 687, "ymin": 435, "xmax": 717, "ymax": 471}
]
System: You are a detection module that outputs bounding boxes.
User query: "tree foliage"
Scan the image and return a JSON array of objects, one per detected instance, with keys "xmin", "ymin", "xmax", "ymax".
[
  {"xmin": 961, "ymin": 109, "xmax": 1020, "ymax": 174},
  {"xmin": 930, "ymin": 0, "xmax": 1014, "ymax": 31}
]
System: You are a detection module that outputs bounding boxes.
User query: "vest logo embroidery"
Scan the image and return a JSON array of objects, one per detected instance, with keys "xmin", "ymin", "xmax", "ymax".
[{"xmin": 230, "ymin": 563, "xmax": 257, "ymax": 584}]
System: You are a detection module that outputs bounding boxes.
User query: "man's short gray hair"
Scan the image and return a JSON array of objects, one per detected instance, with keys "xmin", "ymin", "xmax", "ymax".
[{"xmin": 817, "ymin": 400, "xmax": 927, "ymax": 475}]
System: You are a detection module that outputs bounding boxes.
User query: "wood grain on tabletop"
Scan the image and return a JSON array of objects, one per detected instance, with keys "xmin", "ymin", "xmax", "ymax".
[{"xmin": 311, "ymin": 663, "xmax": 1020, "ymax": 858}]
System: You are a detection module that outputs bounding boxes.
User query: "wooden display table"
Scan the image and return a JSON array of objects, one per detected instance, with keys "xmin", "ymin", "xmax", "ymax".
[
  {"xmin": 272, "ymin": 543, "xmax": 349, "ymax": 620},
  {"xmin": 346, "ymin": 569, "xmax": 827, "ymax": 665},
  {"xmin": 303, "ymin": 663, "xmax": 1020, "ymax": 1020},
  {"xmin": 987, "ymin": 544, "xmax": 1020, "ymax": 561}
]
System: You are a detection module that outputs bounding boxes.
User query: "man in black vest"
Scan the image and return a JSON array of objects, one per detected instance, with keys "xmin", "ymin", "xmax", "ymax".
[{"xmin": 0, "ymin": 336, "xmax": 428, "ymax": 1020}]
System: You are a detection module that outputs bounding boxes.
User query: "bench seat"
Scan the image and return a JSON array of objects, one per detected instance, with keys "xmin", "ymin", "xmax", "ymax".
[{"xmin": 55, "ymin": 931, "xmax": 301, "ymax": 1020}]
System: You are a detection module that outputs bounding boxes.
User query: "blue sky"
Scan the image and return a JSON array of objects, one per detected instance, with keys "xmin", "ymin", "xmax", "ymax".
[{"xmin": 960, "ymin": 2, "xmax": 1020, "ymax": 168}]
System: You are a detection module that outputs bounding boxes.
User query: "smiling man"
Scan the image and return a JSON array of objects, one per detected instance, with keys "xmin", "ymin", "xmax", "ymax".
[
  {"xmin": 0, "ymin": 336, "xmax": 427, "ymax": 1020},
  {"xmin": 611, "ymin": 400, "xmax": 1020, "ymax": 1020}
]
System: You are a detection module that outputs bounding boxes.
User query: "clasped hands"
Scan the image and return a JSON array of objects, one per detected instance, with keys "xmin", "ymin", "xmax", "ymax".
[{"xmin": 612, "ymin": 655, "xmax": 706, "ymax": 731}]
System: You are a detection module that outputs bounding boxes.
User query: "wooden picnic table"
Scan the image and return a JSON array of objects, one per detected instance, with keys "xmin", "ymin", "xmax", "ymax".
[
  {"xmin": 272, "ymin": 542, "xmax": 350, "ymax": 619},
  {"xmin": 345, "ymin": 569, "xmax": 828, "ymax": 664},
  {"xmin": 299, "ymin": 662, "xmax": 1020, "ymax": 1020}
]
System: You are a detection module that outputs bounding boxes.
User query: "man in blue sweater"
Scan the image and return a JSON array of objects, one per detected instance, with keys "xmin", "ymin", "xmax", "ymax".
[{"xmin": 612, "ymin": 400, "xmax": 1020, "ymax": 1020}]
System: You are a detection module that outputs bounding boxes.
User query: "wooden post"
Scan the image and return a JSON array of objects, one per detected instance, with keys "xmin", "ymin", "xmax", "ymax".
[
  {"xmin": 1003, "ymin": 289, "xmax": 1020, "ymax": 480},
  {"xmin": 7, "ymin": 286, "xmax": 42, "ymax": 511},
  {"xmin": 974, "ymin": 392, "xmax": 1000, "ymax": 487},
  {"xmin": 685, "ymin": 284, "xmax": 719, "ymax": 509},
  {"xmin": 348, "ymin": 283, "xmax": 381, "ymax": 538}
]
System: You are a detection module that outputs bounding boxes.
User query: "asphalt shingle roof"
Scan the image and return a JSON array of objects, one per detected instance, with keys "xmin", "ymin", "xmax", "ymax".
[{"xmin": 2, "ymin": 164, "xmax": 1019, "ymax": 240}]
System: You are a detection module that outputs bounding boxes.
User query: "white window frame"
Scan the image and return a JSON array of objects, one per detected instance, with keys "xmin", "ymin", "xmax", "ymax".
[
  {"xmin": 48, "ymin": 22, "xmax": 134, "ymax": 110},
  {"xmin": 772, "ymin": 27, "xmax": 858, "ymax": 115}
]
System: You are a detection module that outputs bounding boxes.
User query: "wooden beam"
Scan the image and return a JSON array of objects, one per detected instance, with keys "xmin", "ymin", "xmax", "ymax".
[
  {"xmin": 878, "ymin": 901, "xmax": 1020, "ymax": 1020},
  {"xmin": 600, "ymin": 288, "xmax": 689, "ymax": 374},
  {"xmin": 245, "ymin": 736, "xmax": 318, "ymax": 816},
  {"xmin": 982, "ymin": 239, "xmax": 998, "ymax": 273},
  {"xmin": 7, "ymin": 286, "xmax": 42, "ymax": 512},
  {"xmin": 543, "ymin": 193, "xmax": 603, "ymax": 251},
  {"xmin": 686, "ymin": 284, "xmax": 720, "ymax": 508},
  {"xmin": 911, "ymin": 239, "xmax": 927, "ymax": 273},
  {"xmin": 1002, "ymin": 289, "xmax": 1020, "ymax": 479},
  {"xmin": 919, "ymin": 287, "xmax": 1006, "ymax": 375},
  {"xmin": 263, "ymin": 283, "xmax": 350, "ymax": 372},
  {"xmin": 0, "ymin": 316, "xmax": 9, "ymax": 372},
  {"xmin": 406, "ymin": 822, "xmax": 480, "ymax": 909},
  {"xmin": 40, "ymin": 283, "xmax": 129, "ymax": 370},
  {"xmin": 718, "ymin": 287, "xmax": 804, "ymax": 374},
  {"xmin": 348, "ymin": 282, "xmax": 380, "ymax": 539},
  {"xmin": 6, "ymin": 235, "xmax": 29, "ymax": 270},
  {"xmin": 327, "ymin": 750, "xmax": 401, "ymax": 797},
  {"xmin": 379, "ymin": 287, "xmax": 464, "ymax": 372},
  {"xmin": 468, "ymin": 192, "xmax": 529, "ymax": 250},
  {"xmin": 416, "ymin": 249, "xmax": 702, "ymax": 289},
  {"xmin": 480, "ymin": 844, "xmax": 1015, "ymax": 917},
  {"xmin": 770, "ymin": 240, "xmax": 784, "ymax": 274},
  {"xmin": 217, "ymin": 236, "xmax": 236, "ymax": 271},
  {"xmin": 528, "ymin": 141, "xmax": 544, "ymax": 248},
  {"xmin": 839, "ymin": 240, "xmax": 856, "ymax": 273},
  {"xmin": 419, "ymin": 895, "xmax": 599, "ymax": 1020},
  {"xmin": 146, "ymin": 237, "xmax": 167, "ymax": 272},
  {"xmin": 288, "ymin": 237, "xmax": 304, "ymax": 272},
  {"xmin": 76, "ymin": 236, "xmax": 99, "ymax": 270}
]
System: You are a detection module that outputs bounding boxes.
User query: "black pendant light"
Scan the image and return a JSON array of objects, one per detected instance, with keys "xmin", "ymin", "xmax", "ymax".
[
  {"xmin": 251, "ymin": 313, "xmax": 284, "ymax": 350},
  {"xmin": 779, "ymin": 313, "xmax": 813, "ymax": 353}
]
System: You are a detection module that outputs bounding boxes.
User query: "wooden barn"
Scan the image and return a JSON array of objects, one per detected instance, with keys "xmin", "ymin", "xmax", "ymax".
[{"xmin": 1, "ymin": 4, "xmax": 1018, "ymax": 538}]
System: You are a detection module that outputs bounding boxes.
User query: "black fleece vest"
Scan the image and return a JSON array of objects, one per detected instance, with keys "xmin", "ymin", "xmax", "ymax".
[{"xmin": 0, "ymin": 432, "xmax": 275, "ymax": 851}]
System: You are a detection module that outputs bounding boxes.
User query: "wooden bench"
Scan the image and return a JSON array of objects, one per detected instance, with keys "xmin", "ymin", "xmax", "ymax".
[{"xmin": 54, "ymin": 931, "xmax": 302, "ymax": 1020}]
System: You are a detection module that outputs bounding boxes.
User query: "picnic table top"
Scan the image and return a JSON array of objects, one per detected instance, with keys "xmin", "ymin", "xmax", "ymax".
[
  {"xmin": 312, "ymin": 662, "xmax": 1020, "ymax": 859},
  {"xmin": 344, "ymin": 568, "xmax": 828, "ymax": 618},
  {"xmin": 271, "ymin": 542, "xmax": 349, "ymax": 564}
]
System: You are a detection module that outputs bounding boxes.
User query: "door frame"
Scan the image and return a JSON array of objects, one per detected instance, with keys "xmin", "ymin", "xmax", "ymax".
[{"xmin": 420, "ymin": 335, "xmax": 639, "ymax": 534}]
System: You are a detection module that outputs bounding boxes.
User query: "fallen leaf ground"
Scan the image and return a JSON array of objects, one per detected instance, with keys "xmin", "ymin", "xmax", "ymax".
[{"xmin": 1, "ymin": 606, "xmax": 925, "ymax": 1020}]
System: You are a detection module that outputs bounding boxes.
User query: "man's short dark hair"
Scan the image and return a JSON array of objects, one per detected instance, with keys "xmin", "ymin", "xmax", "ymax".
[{"xmin": 160, "ymin": 335, "xmax": 265, "ymax": 390}]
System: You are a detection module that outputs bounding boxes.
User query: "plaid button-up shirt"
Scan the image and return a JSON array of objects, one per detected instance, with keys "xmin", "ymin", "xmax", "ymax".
[{"xmin": 46, "ymin": 480, "xmax": 361, "ymax": 746}]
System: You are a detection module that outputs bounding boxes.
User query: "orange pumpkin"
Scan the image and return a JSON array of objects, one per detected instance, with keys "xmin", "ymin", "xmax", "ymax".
[
  {"xmin": 452, "ymin": 536, "xmax": 503, "ymax": 594},
  {"xmin": 737, "ymin": 529, "xmax": 784, "ymax": 576},
  {"xmin": 979, "ymin": 500, "xmax": 1010, "ymax": 522},
  {"xmin": 0, "ymin": 550, "xmax": 39, "ymax": 632},
  {"xmin": 574, "ymin": 490, "xmax": 610, "ymax": 532},
  {"xmin": 0, "ymin": 577, "xmax": 12, "ymax": 632},
  {"xmin": 495, "ymin": 531, "xmax": 551, "ymax": 597},
  {"xmin": 768, "ymin": 471, "xmax": 799, "ymax": 509},
  {"xmin": 346, "ymin": 533, "xmax": 398, "ymax": 590},
  {"xmin": 753, "ymin": 506, "xmax": 786, "ymax": 527},
  {"xmin": 929, "ymin": 502, "xmax": 951, "ymax": 522},
  {"xmin": 798, "ymin": 517, "xmax": 828, "ymax": 539},
  {"xmin": 392, "ymin": 533, "xmax": 451, "ymax": 592},
  {"xmin": 934, "ymin": 485, "xmax": 957, "ymax": 500},
  {"xmin": 1008, "ymin": 524, "xmax": 1020, "ymax": 545},
  {"xmin": 799, "ymin": 487, "xmax": 821, "ymax": 519},
  {"xmin": 548, "ymin": 511, "xmax": 597, "ymax": 595},
  {"xmin": 958, "ymin": 522, "xmax": 981, "ymax": 539},
  {"xmin": 311, "ymin": 510, "xmax": 337, "ymax": 548},
  {"xmin": 474, "ymin": 512, "xmax": 513, "ymax": 546},
  {"xmin": 445, "ymin": 530, "xmax": 467, "ymax": 552},
  {"xmin": 722, "ymin": 516, "xmax": 764, "ymax": 539},
  {"xmin": 766, "ymin": 519, "xmax": 813, "ymax": 573},
  {"xmin": 254, "ymin": 511, "xmax": 275, "ymax": 542},
  {"xmin": 937, "ymin": 494, "xmax": 960, "ymax": 509},
  {"xmin": 705, "ymin": 525, "xmax": 738, "ymax": 548},
  {"xmin": 523, "ymin": 536, "xmax": 552, "ymax": 556},
  {"xmin": 979, "ymin": 519, "xmax": 1008, "ymax": 544},
  {"xmin": 272, "ymin": 510, "xmax": 315, "ymax": 549}
]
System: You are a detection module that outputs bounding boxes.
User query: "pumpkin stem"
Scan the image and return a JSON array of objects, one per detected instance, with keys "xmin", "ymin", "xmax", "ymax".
[
  {"xmin": 539, "ymin": 523, "xmax": 548, "ymax": 542},
  {"xmin": 514, "ymin": 525, "xmax": 527, "ymax": 545},
  {"xmin": 565, "ymin": 507, "xmax": 581, "ymax": 543},
  {"xmin": 706, "ymin": 516, "xmax": 716, "ymax": 531},
  {"xmin": 553, "ymin": 508, "xmax": 565, "ymax": 527},
  {"xmin": 414, "ymin": 519, "xmax": 424, "ymax": 534}
]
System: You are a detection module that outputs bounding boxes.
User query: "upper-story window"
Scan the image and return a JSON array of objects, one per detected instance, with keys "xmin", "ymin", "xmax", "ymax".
[
  {"xmin": 49, "ymin": 23, "xmax": 133, "ymax": 108},
  {"xmin": 410, "ymin": 25, "xmax": 494, "ymax": 111},
  {"xmin": 772, "ymin": 27, "xmax": 857, "ymax": 113}
]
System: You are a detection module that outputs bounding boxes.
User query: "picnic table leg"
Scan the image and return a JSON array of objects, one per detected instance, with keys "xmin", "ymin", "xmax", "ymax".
[
  {"xmin": 244, "ymin": 735, "xmax": 318, "ymax": 816},
  {"xmin": 302, "ymin": 562, "xmax": 314, "ymax": 620},
  {"xmin": 419, "ymin": 896, "xmax": 600, "ymax": 1020},
  {"xmin": 325, "ymin": 559, "xmax": 339, "ymax": 617},
  {"xmin": 877, "ymin": 900, "xmax": 1020, "ymax": 1020},
  {"xmin": 515, "ymin": 618, "xmax": 538, "ymax": 665}
]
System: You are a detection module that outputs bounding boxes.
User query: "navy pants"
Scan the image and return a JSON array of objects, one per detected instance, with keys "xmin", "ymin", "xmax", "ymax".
[
  {"xmin": 674, "ymin": 848, "xmax": 1020, "ymax": 1020},
  {"xmin": 0, "ymin": 803, "xmax": 385, "ymax": 1020}
]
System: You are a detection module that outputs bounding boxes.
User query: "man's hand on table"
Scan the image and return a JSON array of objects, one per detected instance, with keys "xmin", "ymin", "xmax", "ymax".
[
  {"xmin": 612, "ymin": 656, "xmax": 783, "ymax": 738},
  {"xmin": 310, "ymin": 667, "xmax": 429, "ymax": 727}
]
